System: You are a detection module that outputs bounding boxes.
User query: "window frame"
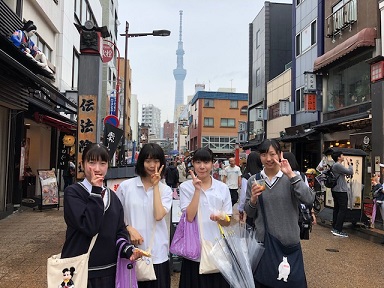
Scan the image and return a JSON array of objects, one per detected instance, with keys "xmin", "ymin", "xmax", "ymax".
[
  {"xmin": 229, "ymin": 100, "xmax": 238, "ymax": 109},
  {"xmin": 256, "ymin": 68, "xmax": 261, "ymax": 87},
  {"xmin": 296, "ymin": 19, "xmax": 317, "ymax": 57},
  {"xmin": 72, "ymin": 48, "xmax": 79, "ymax": 89},
  {"xmin": 204, "ymin": 99, "xmax": 214, "ymax": 108},
  {"xmin": 220, "ymin": 118, "xmax": 236, "ymax": 128},
  {"xmin": 204, "ymin": 117, "xmax": 214, "ymax": 127}
]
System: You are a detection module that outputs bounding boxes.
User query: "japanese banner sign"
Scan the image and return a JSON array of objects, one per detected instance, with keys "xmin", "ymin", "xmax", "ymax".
[
  {"xmin": 103, "ymin": 123, "xmax": 123, "ymax": 159},
  {"xmin": 77, "ymin": 95, "xmax": 97, "ymax": 179},
  {"xmin": 304, "ymin": 93, "xmax": 317, "ymax": 112}
]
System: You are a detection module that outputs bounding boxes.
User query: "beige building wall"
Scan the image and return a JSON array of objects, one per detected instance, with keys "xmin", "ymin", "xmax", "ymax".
[{"xmin": 266, "ymin": 68, "xmax": 292, "ymax": 139}]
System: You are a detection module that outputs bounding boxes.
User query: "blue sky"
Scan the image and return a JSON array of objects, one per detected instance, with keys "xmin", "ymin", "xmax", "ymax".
[{"xmin": 118, "ymin": 0, "xmax": 292, "ymax": 123}]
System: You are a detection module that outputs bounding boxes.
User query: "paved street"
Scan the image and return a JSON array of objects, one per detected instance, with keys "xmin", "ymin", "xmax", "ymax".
[{"xmin": 1, "ymin": 206, "xmax": 384, "ymax": 287}]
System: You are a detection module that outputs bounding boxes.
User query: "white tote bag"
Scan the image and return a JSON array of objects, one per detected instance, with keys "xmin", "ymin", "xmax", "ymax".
[
  {"xmin": 47, "ymin": 235, "xmax": 97, "ymax": 288},
  {"xmin": 134, "ymin": 223, "xmax": 157, "ymax": 281},
  {"xmin": 197, "ymin": 207, "xmax": 219, "ymax": 274}
]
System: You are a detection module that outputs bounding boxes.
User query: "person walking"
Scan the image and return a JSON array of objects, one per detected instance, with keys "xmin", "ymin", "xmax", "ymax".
[
  {"xmin": 164, "ymin": 160, "xmax": 179, "ymax": 189},
  {"xmin": 223, "ymin": 157, "xmax": 242, "ymax": 206},
  {"xmin": 116, "ymin": 143, "xmax": 173, "ymax": 288},
  {"xmin": 244, "ymin": 139, "xmax": 314, "ymax": 288},
  {"xmin": 177, "ymin": 161, "xmax": 187, "ymax": 184},
  {"xmin": 61, "ymin": 143, "xmax": 143, "ymax": 287},
  {"xmin": 330, "ymin": 151, "xmax": 354, "ymax": 238},
  {"xmin": 238, "ymin": 152, "xmax": 262, "ymax": 226},
  {"xmin": 178, "ymin": 147, "xmax": 232, "ymax": 288}
]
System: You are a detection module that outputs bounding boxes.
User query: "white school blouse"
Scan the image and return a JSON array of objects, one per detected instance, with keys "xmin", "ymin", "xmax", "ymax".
[
  {"xmin": 116, "ymin": 177, "xmax": 173, "ymax": 264},
  {"xmin": 179, "ymin": 177, "xmax": 232, "ymax": 246}
]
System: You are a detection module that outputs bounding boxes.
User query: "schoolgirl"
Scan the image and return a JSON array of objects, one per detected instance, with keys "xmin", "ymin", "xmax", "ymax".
[
  {"xmin": 61, "ymin": 143, "xmax": 142, "ymax": 287},
  {"xmin": 116, "ymin": 143, "xmax": 173, "ymax": 288},
  {"xmin": 178, "ymin": 147, "xmax": 232, "ymax": 288}
]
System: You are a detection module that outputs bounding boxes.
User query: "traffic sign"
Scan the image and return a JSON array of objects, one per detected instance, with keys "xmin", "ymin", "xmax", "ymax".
[{"xmin": 104, "ymin": 115, "xmax": 119, "ymax": 127}]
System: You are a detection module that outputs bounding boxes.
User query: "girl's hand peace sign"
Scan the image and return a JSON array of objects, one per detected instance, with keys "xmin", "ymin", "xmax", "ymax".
[
  {"xmin": 274, "ymin": 152, "xmax": 297, "ymax": 178},
  {"xmin": 189, "ymin": 169, "xmax": 202, "ymax": 191},
  {"xmin": 150, "ymin": 165, "xmax": 164, "ymax": 186}
]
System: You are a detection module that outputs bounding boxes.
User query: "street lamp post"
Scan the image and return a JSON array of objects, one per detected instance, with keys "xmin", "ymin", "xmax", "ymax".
[{"xmin": 119, "ymin": 21, "xmax": 170, "ymax": 165}]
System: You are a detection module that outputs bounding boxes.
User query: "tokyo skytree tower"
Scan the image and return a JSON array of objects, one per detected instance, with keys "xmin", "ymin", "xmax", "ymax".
[{"xmin": 173, "ymin": 10, "xmax": 187, "ymax": 112}]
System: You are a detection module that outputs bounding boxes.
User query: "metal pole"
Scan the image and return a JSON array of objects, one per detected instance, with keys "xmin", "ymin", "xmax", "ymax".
[
  {"xmin": 103, "ymin": 39, "xmax": 120, "ymax": 118},
  {"xmin": 120, "ymin": 21, "xmax": 129, "ymax": 165}
]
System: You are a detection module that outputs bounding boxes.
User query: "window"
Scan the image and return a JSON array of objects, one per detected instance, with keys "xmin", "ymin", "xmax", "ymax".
[
  {"xmin": 204, "ymin": 99, "xmax": 214, "ymax": 107},
  {"xmin": 240, "ymin": 106, "xmax": 247, "ymax": 114},
  {"xmin": 72, "ymin": 48, "xmax": 79, "ymax": 89},
  {"xmin": 230, "ymin": 100, "xmax": 238, "ymax": 109},
  {"xmin": 30, "ymin": 33, "xmax": 53, "ymax": 63},
  {"xmin": 204, "ymin": 117, "xmax": 214, "ymax": 127},
  {"xmin": 311, "ymin": 21, "xmax": 317, "ymax": 46},
  {"xmin": 256, "ymin": 69, "xmax": 261, "ymax": 86},
  {"xmin": 296, "ymin": 20, "xmax": 317, "ymax": 56},
  {"xmin": 201, "ymin": 136, "xmax": 237, "ymax": 151},
  {"xmin": 256, "ymin": 30, "xmax": 260, "ymax": 48},
  {"xmin": 221, "ymin": 118, "xmax": 235, "ymax": 127},
  {"xmin": 268, "ymin": 102, "xmax": 280, "ymax": 120},
  {"xmin": 295, "ymin": 34, "xmax": 301, "ymax": 57},
  {"xmin": 295, "ymin": 87, "xmax": 305, "ymax": 112},
  {"xmin": 326, "ymin": 53, "xmax": 371, "ymax": 111}
]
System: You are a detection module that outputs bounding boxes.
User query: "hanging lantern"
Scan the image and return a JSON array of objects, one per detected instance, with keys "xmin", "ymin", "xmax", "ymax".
[{"xmin": 63, "ymin": 135, "xmax": 75, "ymax": 147}]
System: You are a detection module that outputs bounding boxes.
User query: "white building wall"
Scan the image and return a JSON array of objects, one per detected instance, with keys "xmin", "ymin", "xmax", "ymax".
[
  {"xmin": 266, "ymin": 68, "xmax": 292, "ymax": 139},
  {"xmin": 131, "ymin": 94, "xmax": 139, "ymax": 143}
]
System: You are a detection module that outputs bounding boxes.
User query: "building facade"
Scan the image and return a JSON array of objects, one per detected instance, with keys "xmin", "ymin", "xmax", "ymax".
[
  {"xmin": 248, "ymin": 1, "xmax": 293, "ymax": 143},
  {"xmin": 0, "ymin": 0, "xmax": 104, "ymax": 218},
  {"xmin": 142, "ymin": 104, "xmax": 161, "ymax": 138},
  {"xmin": 189, "ymin": 91, "xmax": 248, "ymax": 158},
  {"xmin": 313, "ymin": 0, "xmax": 377, "ymax": 197}
]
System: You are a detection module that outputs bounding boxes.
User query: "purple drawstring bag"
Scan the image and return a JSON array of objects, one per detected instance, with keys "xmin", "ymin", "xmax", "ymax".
[
  {"xmin": 170, "ymin": 211, "xmax": 201, "ymax": 260},
  {"xmin": 116, "ymin": 238, "xmax": 138, "ymax": 288}
]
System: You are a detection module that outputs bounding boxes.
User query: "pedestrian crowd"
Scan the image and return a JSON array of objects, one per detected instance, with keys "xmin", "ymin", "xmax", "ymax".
[{"xmin": 56, "ymin": 138, "xmax": 383, "ymax": 288}]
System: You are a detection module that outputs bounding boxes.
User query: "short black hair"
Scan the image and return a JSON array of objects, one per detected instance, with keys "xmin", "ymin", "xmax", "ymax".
[
  {"xmin": 192, "ymin": 147, "xmax": 214, "ymax": 162},
  {"xmin": 82, "ymin": 143, "xmax": 109, "ymax": 163},
  {"xmin": 135, "ymin": 143, "xmax": 166, "ymax": 177},
  {"xmin": 331, "ymin": 151, "xmax": 342, "ymax": 162},
  {"xmin": 257, "ymin": 139, "xmax": 281, "ymax": 155}
]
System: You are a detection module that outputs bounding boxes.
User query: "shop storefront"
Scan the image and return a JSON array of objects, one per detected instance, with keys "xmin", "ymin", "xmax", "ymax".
[{"xmin": 0, "ymin": 2, "xmax": 77, "ymax": 218}]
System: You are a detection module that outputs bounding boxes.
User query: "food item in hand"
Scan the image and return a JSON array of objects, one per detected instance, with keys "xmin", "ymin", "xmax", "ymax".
[{"xmin": 254, "ymin": 179, "xmax": 266, "ymax": 191}]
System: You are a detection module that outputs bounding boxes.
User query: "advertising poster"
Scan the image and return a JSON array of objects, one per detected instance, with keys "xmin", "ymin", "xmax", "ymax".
[
  {"xmin": 325, "ymin": 155, "xmax": 363, "ymax": 209},
  {"xmin": 37, "ymin": 169, "xmax": 58, "ymax": 205}
]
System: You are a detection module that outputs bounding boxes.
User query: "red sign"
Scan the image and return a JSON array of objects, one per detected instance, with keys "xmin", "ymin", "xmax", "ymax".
[
  {"xmin": 104, "ymin": 115, "xmax": 119, "ymax": 127},
  {"xmin": 102, "ymin": 44, "xmax": 114, "ymax": 63},
  {"xmin": 304, "ymin": 93, "xmax": 317, "ymax": 111}
]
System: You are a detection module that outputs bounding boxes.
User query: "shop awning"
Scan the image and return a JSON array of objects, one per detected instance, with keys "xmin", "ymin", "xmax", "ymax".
[
  {"xmin": 241, "ymin": 138, "xmax": 263, "ymax": 150},
  {"xmin": 0, "ymin": 46, "xmax": 77, "ymax": 114},
  {"xmin": 312, "ymin": 111, "xmax": 370, "ymax": 131},
  {"xmin": 314, "ymin": 28, "xmax": 377, "ymax": 71},
  {"xmin": 33, "ymin": 112, "xmax": 76, "ymax": 133},
  {"xmin": 278, "ymin": 129, "xmax": 319, "ymax": 142}
]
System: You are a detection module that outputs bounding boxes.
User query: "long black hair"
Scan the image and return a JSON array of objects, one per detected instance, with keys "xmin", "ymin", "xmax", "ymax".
[
  {"xmin": 242, "ymin": 151, "xmax": 262, "ymax": 178},
  {"xmin": 135, "ymin": 143, "xmax": 166, "ymax": 177}
]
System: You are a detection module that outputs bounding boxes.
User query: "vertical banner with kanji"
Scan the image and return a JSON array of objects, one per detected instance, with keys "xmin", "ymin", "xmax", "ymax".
[{"xmin": 77, "ymin": 95, "xmax": 97, "ymax": 179}]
